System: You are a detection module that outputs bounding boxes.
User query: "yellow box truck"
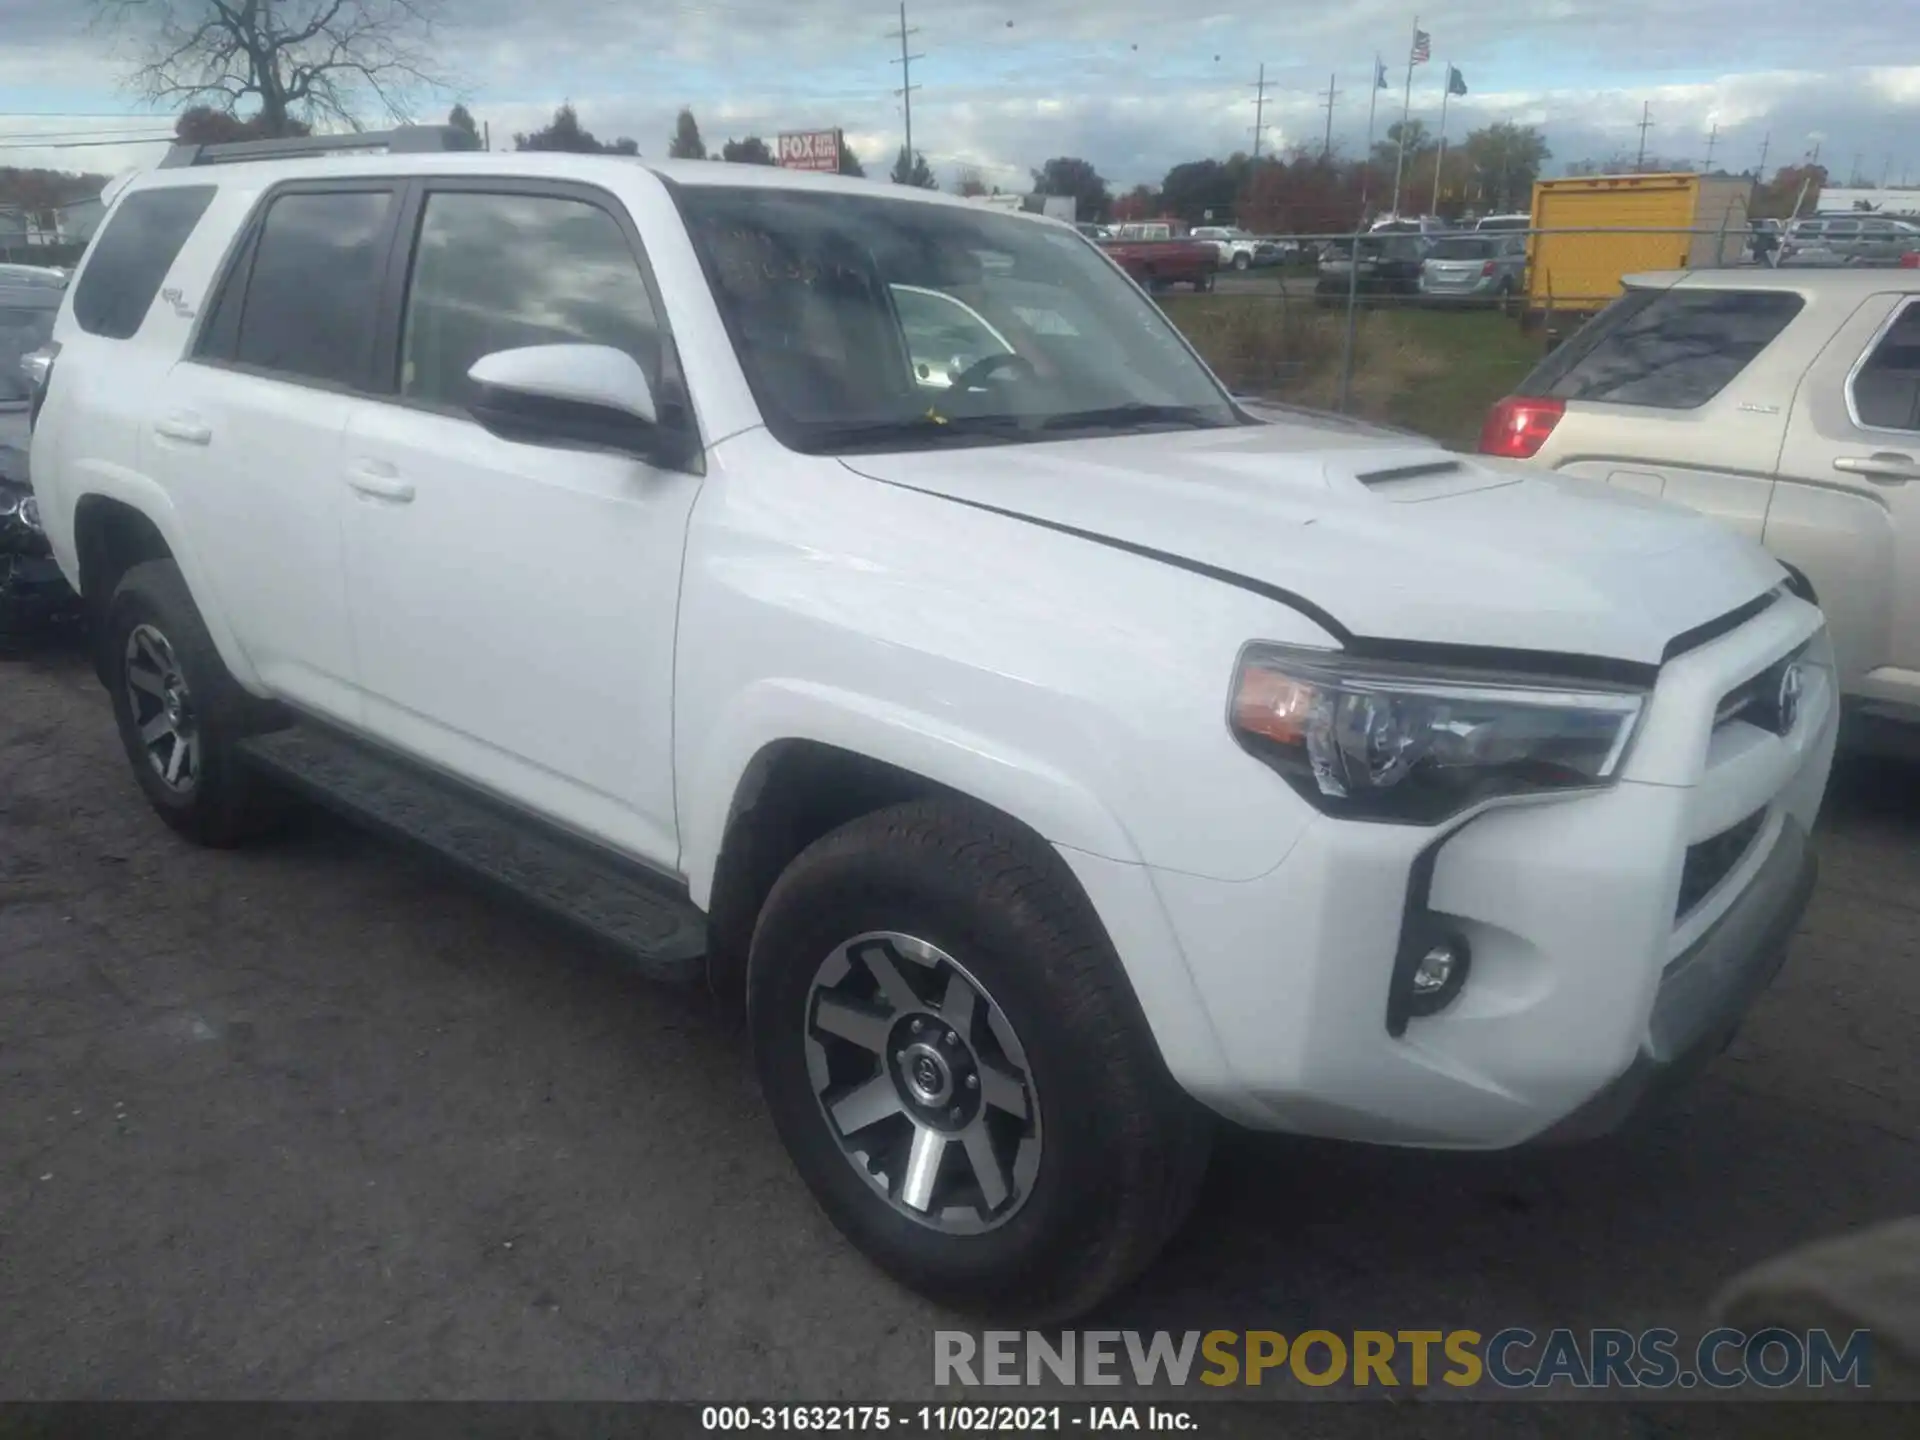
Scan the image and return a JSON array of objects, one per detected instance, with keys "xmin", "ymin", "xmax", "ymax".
[{"xmin": 1523, "ymin": 171, "xmax": 1754, "ymax": 329}]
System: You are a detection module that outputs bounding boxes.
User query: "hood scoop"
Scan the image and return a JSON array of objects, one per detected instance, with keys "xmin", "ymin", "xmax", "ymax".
[{"xmin": 1347, "ymin": 457, "xmax": 1519, "ymax": 503}]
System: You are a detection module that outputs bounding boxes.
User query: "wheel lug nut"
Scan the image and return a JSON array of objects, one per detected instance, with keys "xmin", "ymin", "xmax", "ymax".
[
  {"xmin": 950, "ymin": 1106, "xmax": 962, "ymax": 1120},
  {"xmin": 895, "ymin": 1051, "xmax": 907, "ymax": 1067},
  {"xmin": 942, "ymin": 1031, "xmax": 957, "ymax": 1047},
  {"xmin": 965, "ymin": 1074, "xmax": 978, "ymax": 1090},
  {"xmin": 910, "ymin": 1018, "xmax": 924, "ymax": 1034}
]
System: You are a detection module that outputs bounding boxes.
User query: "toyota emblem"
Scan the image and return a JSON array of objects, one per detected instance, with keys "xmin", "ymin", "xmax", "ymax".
[{"xmin": 1775, "ymin": 662, "xmax": 1804, "ymax": 733}]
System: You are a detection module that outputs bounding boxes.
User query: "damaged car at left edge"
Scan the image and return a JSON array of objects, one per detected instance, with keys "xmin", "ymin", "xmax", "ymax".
[{"xmin": 1, "ymin": 281, "xmax": 79, "ymax": 640}]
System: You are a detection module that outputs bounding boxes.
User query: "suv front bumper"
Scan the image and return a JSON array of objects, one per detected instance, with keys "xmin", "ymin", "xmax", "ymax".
[{"xmin": 1101, "ymin": 594, "xmax": 1837, "ymax": 1148}]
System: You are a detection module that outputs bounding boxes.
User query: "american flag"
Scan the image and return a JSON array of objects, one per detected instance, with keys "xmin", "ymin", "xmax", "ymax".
[{"xmin": 1410, "ymin": 29, "xmax": 1431, "ymax": 64}]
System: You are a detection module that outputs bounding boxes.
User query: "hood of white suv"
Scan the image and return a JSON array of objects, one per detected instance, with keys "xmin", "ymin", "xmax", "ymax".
[{"xmin": 838, "ymin": 418, "xmax": 1784, "ymax": 666}]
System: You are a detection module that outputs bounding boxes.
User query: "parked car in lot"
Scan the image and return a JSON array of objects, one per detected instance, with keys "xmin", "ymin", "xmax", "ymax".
[
  {"xmin": 1191, "ymin": 226, "xmax": 1280, "ymax": 272},
  {"xmin": 1419, "ymin": 232, "xmax": 1527, "ymax": 309},
  {"xmin": 1778, "ymin": 215, "xmax": 1920, "ymax": 268},
  {"xmin": 0, "ymin": 263, "xmax": 69, "ymax": 290},
  {"xmin": 1480, "ymin": 267, "xmax": 1920, "ymax": 724},
  {"xmin": 32, "ymin": 128, "xmax": 1836, "ymax": 1321},
  {"xmin": 1316, "ymin": 232, "xmax": 1427, "ymax": 304},
  {"xmin": 1474, "ymin": 213, "xmax": 1531, "ymax": 234},
  {"xmin": 0, "ymin": 283, "xmax": 77, "ymax": 637},
  {"xmin": 1100, "ymin": 221, "xmax": 1218, "ymax": 291}
]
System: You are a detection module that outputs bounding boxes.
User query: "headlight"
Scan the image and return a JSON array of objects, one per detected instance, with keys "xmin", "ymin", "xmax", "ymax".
[{"xmin": 1229, "ymin": 643, "xmax": 1646, "ymax": 824}]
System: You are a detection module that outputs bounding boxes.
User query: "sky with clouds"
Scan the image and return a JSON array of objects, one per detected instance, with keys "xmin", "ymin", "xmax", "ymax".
[{"xmin": 0, "ymin": 1, "xmax": 1915, "ymax": 194}]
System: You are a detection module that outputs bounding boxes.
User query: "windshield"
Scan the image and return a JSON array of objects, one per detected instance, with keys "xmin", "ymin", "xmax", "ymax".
[
  {"xmin": 1428, "ymin": 237, "xmax": 1496, "ymax": 260},
  {"xmin": 672, "ymin": 186, "xmax": 1238, "ymax": 453},
  {"xmin": 0, "ymin": 304, "xmax": 55, "ymax": 405}
]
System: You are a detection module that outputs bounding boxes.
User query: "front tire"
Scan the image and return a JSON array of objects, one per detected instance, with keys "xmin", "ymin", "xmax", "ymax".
[
  {"xmin": 747, "ymin": 799, "xmax": 1210, "ymax": 1322},
  {"xmin": 105, "ymin": 560, "xmax": 287, "ymax": 846},
  {"xmin": 1232, "ymin": 252, "xmax": 1251, "ymax": 272}
]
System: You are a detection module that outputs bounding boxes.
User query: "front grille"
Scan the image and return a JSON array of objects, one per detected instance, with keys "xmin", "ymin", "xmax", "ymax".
[
  {"xmin": 1714, "ymin": 643, "xmax": 1810, "ymax": 736},
  {"xmin": 1677, "ymin": 809, "xmax": 1767, "ymax": 919}
]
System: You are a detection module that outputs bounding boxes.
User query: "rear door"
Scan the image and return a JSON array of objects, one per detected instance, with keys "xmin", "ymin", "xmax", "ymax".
[
  {"xmin": 148, "ymin": 181, "xmax": 403, "ymax": 724},
  {"xmin": 1771, "ymin": 292, "xmax": 1920, "ymax": 698},
  {"xmin": 1522, "ymin": 284, "xmax": 1808, "ymax": 531}
]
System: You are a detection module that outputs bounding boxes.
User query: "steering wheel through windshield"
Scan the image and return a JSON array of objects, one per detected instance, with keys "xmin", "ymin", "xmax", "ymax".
[{"xmin": 946, "ymin": 352, "xmax": 1036, "ymax": 393}]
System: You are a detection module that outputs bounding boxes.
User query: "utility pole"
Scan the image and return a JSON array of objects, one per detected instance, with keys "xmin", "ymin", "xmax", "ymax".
[
  {"xmin": 1851, "ymin": 151, "xmax": 1863, "ymax": 186},
  {"xmin": 1250, "ymin": 64, "xmax": 1272, "ymax": 159},
  {"xmin": 1883, "ymin": 156, "xmax": 1892, "ymax": 188},
  {"xmin": 888, "ymin": 2, "xmax": 922, "ymax": 172},
  {"xmin": 483, "ymin": 121, "xmax": 491, "ymax": 152},
  {"xmin": 1756, "ymin": 131, "xmax": 1770, "ymax": 182},
  {"xmin": 1635, "ymin": 101, "xmax": 1653, "ymax": 172},
  {"xmin": 1703, "ymin": 122, "xmax": 1717, "ymax": 172},
  {"xmin": 1320, "ymin": 72, "xmax": 1339, "ymax": 161}
]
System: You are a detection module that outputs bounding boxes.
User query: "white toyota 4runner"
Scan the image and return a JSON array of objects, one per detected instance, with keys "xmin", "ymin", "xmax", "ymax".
[{"xmin": 29, "ymin": 128, "xmax": 1837, "ymax": 1320}]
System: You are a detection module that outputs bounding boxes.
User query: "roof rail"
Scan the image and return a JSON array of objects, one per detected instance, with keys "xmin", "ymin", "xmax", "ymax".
[{"xmin": 159, "ymin": 124, "xmax": 464, "ymax": 169}]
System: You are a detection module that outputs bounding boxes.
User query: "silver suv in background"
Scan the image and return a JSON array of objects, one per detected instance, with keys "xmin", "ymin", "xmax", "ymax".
[
  {"xmin": 1778, "ymin": 215, "xmax": 1920, "ymax": 268},
  {"xmin": 1480, "ymin": 267, "xmax": 1920, "ymax": 723},
  {"xmin": 1190, "ymin": 226, "xmax": 1280, "ymax": 271},
  {"xmin": 1419, "ymin": 232, "xmax": 1527, "ymax": 308}
]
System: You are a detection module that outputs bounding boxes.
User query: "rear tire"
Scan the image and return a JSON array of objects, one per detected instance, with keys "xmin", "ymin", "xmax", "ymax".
[
  {"xmin": 1193, "ymin": 272, "xmax": 1215, "ymax": 292},
  {"xmin": 747, "ymin": 799, "xmax": 1211, "ymax": 1322},
  {"xmin": 1232, "ymin": 252, "xmax": 1251, "ymax": 272},
  {"xmin": 105, "ymin": 560, "xmax": 288, "ymax": 847}
]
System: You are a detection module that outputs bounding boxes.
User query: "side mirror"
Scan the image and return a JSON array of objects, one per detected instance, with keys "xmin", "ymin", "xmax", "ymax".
[{"xmin": 466, "ymin": 344, "xmax": 661, "ymax": 456}]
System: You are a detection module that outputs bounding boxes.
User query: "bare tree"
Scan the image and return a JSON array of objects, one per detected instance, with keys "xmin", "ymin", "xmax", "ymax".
[{"xmin": 93, "ymin": 1, "xmax": 455, "ymax": 137}]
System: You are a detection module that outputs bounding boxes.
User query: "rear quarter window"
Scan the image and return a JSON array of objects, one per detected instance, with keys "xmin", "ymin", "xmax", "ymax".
[
  {"xmin": 71, "ymin": 185, "xmax": 216, "ymax": 340},
  {"xmin": 1516, "ymin": 289, "xmax": 1804, "ymax": 410}
]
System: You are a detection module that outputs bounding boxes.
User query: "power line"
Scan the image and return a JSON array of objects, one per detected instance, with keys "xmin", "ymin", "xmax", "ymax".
[
  {"xmin": 887, "ymin": 1, "xmax": 923, "ymax": 170},
  {"xmin": 0, "ymin": 135, "xmax": 174, "ymax": 151}
]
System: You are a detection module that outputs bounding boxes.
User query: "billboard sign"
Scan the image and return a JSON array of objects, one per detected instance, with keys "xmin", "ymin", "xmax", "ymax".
[{"xmin": 778, "ymin": 129, "xmax": 843, "ymax": 172}]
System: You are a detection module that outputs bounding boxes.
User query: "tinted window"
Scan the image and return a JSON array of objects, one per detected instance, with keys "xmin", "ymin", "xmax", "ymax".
[
  {"xmin": 400, "ymin": 191, "xmax": 660, "ymax": 410},
  {"xmin": 1518, "ymin": 289, "xmax": 1803, "ymax": 409},
  {"xmin": 232, "ymin": 190, "xmax": 391, "ymax": 386},
  {"xmin": 72, "ymin": 185, "xmax": 214, "ymax": 340},
  {"xmin": 1428, "ymin": 237, "xmax": 1495, "ymax": 260},
  {"xmin": 1851, "ymin": 301, "xmax": 1920, "ymax": 432}
]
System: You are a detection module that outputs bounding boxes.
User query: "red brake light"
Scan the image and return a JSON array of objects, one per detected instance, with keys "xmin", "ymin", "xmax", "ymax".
[
  {"xmin": 1478, "ymin": 396, "xmax": 1564, "ymax": 460},
  {"xmin": 1480, "ymin": 259, "xmax": 1496, "ymax": 276},
  {"xmin": 1901, "ymin": 252, "xmax": 1920, "ymax": 269}
]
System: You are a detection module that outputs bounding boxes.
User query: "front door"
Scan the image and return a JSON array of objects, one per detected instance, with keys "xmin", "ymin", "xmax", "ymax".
[
  {"xmin": 340, "ymin": 182, "xmax": 701, "ymax": 868},
  {"xmin": 1771, "ymin": 293, "xmax": 1920, "ymax": 698}
]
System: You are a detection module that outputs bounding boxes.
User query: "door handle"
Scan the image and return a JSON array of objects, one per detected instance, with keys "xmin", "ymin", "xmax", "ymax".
[
  {"xmin": 1833, "ymin": 452, "xmax": 1920, "ymax": 484},
  {"xmin": 346, "ymin": 460, "xmax": 415, "ymax": 503},
  {"xmin": 153, "ymin": 414, "xmax": 212, "ymax": 446}
]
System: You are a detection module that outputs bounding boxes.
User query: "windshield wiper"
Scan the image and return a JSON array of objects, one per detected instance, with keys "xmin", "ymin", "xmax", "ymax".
[
  {"xmin": 1039, "ymin": 403, "xmax": 1224, "ymax": 433},
  {"xmin": 802, "ymin": 412, "xmax": 1029, "ymax": 451}
]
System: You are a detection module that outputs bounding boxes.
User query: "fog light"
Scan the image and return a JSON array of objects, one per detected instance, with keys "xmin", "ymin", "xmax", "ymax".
[{"xmin": 1403, "ymin": 934, "xmax": 1471, "ymax": 1020}]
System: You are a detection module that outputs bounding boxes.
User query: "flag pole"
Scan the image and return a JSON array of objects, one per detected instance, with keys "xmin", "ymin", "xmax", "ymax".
[
  {"xmin": 1389, "ymin": 17, "xmax": 1417, "ymax": 218},
  {"xmin": 1359, "ymin": 52, "xmax": 1382, "ymax": 220},
  {"xmin": 1432, "ymin": 64, "xmax": 1451, "ymax": 215}
]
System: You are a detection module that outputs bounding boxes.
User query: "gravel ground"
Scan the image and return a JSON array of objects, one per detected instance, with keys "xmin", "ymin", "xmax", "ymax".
[{"xmin": 1, "ymin": 635, "xmax": 1916, "ymax": 1408}]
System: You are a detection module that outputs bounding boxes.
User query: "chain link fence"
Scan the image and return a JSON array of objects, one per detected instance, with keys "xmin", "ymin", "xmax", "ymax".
[{"xmin": 1155, "ymin": 221, "xmax": 1844, "ymax": 433}]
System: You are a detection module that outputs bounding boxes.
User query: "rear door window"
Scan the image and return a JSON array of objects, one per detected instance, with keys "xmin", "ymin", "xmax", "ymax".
[
  {"xmin": 71, "ymin": 185, "xmax": 216, "ymax": 340},
  {"xmin": 1850, "ymin": 300, "xmax": 1920, "ymax": 432},
  {"xmin": 224, "ymin": 188, "xmax": 397, "ymax": 389},
  {"xmin": 1517, "ymin": 289, "xmax": 1804, "ymax": 409}
]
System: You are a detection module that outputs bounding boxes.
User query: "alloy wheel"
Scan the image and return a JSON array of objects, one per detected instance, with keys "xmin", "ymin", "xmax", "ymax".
[
  {"xmin": 124, "ymin": 623, "xmax": 200, "ymax": 793},
  {"xmin": 805, "ymin": 931, "xmax": 1041, "ymax": 1235}
]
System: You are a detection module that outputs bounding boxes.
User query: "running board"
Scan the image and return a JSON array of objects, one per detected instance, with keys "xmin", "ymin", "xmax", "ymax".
[{"xmin": 238, "ymin": 727, "xmax": 708, "ymax": 983}]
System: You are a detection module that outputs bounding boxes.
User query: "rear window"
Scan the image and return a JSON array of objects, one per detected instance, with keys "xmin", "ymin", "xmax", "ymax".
[
  {"xmin": 1428, "ymin": 237, "xmax": 1495, "ymax": 260},
  {"xmin": 72, "ymin": 185, "xmax": 215, "ymax": 340},
  {"xmin": 1517, "ymin": 288, "xmax": 1803, "ymax": 410}
]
